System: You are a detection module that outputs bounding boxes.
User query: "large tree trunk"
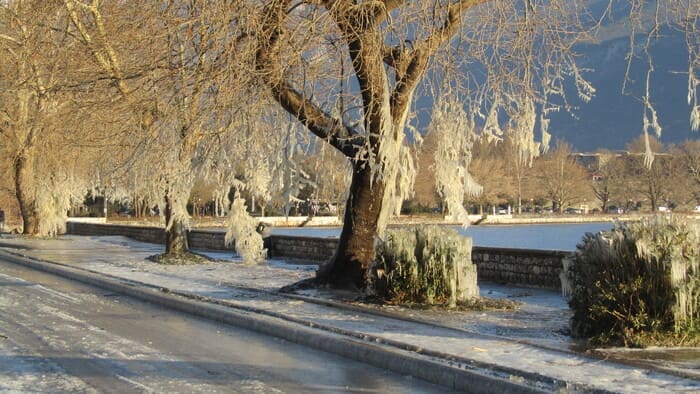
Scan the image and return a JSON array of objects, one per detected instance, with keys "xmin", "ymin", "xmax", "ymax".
[
  {"xmin": 163, "ymin": 193, "xmax": 189, "ymax": 255},
  {"xmin": 325, "ymin": 162, "xmax": 386, "ymax": 289},
  {"xmin": 14, "ymin": 152, "xmax": 39, "ymax": 235}
]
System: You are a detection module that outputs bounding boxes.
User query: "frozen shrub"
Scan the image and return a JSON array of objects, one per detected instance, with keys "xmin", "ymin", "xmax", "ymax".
[
  {"xmin": 373, "ymin": 226, "xmax": 478, "ymax": 306},
  {"xmin": 225, "ymin": 197, "xmax": 266, "ymax": 265},
  {"xmin": 567, "ymin": 216, "xmax": 699, "ymax": 346}
]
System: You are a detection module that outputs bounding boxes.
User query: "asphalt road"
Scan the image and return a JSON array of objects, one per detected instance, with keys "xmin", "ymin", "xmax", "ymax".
[{"xmin": 0, "ymin": 258, "xmax": 451, "ymax": 393}]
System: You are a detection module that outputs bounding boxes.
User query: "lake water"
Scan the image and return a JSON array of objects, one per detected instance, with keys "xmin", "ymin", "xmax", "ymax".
[{"xmin": 270, "ymin": 222, "xmax": 616, "ymax": 251}]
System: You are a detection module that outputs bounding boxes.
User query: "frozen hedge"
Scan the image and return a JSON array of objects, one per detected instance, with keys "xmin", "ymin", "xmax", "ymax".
[
  {"xmin": 373, "ymin": 226, "xmax": 478, "ymax": 306},
  {"xmin": 567, "ymin": 216, "xmax": 699, "ymax": 346},
  {"xmin": 224, "ymin": 196, "xmax": 266, "ymax": 265}
]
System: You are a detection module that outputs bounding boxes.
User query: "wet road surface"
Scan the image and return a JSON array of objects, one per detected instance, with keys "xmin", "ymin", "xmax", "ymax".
[{"xmin": 0, "ymin": 258, "xmax": 452, "ymax": 393}]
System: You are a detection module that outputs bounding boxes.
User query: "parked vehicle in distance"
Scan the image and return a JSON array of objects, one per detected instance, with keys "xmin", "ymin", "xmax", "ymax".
[
  {"xmin": 534, "ymin": 206, "xmax": 553, "ymax": 214},
  {"xmin": 117, "ymin": 209, "xmax": 133, "ymax": 217},
  {"xmin": 565, "ymin": 207, "xmax": 582, "ymax": 214},
  {"xmin": 607, "ymin": 206, "xmax": 624, "ymax": 214},
  {"xmin": 658, "ymin": 206, "xmax": 671, "ymax": 212}
]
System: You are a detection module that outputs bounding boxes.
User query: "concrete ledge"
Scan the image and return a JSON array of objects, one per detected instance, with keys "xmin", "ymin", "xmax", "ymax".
[
  {"xmin": 67, "ymin": 217, "xmax": 107, "ymax": 224},
  {"xmin": 0, "ymin": 249, "xmax": 547, "ymax": 393}
]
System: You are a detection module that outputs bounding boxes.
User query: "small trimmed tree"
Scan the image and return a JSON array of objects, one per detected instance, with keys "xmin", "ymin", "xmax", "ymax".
[
  {"xmin": 374, "ymin": 226, "xmax": 478, "ymax": 306},
  {"xmin": 567, "ymin": 216, "xmax": 699, "ymax": 346}
]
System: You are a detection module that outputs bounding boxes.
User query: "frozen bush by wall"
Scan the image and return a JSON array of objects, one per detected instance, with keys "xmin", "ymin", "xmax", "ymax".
[
  {"xmin": 225, "ymin": 197, "xmax": 266, "ymax": 265},
  {"xmin": 374, "ymin": 226, "xmax": 478, "ymax": 306},
  {"xmin": 567, "ymin": 216, "xmax": 699, "ymax": 346}
]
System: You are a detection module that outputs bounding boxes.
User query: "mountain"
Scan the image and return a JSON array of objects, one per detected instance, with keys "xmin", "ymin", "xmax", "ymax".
[
  {"xmin": 409, "ymin": 2, "xmax": 698, "ymax": 152},
  {"xmin": 547, "ymin": 3, "xmax": 697, "ymax": 151}
]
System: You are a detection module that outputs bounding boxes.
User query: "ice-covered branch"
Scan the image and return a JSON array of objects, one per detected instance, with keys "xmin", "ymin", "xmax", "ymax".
[{"xmin": 255, "ymin": 0, "xmax": 361, "ymax": 158}]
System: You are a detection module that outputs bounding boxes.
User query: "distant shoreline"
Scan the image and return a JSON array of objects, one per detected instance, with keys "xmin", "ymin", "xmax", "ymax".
[{"xmin": 81, "ymin": 212, "xmax": 700, "ymax": 229}]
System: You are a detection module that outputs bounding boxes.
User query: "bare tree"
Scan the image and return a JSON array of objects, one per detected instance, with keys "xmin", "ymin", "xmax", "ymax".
[
  {"xmin": 624, "ymin": 134, "xmax": 677, "ymax": 211},
  {"xmin": 0, "ymin": 1, "xmax": 60, "ymax": 234},
  {"xmin": 0, "ymin": 0, "xmax": 110, "ymax": 235},
  {"xmin": 533, "ymin": 141, "xmax": 590, "ymax": 213},
  {"xmin": 467, "ymin": 137, "xmax": 512, "ymax": 214},
  {"xmin": 677, "ymin": 140, "xmax": 700, "ymax": 207},
  {"xmin": 251, "ymin": 0, "xmax": 607, "ymax": 289},
  {"xmin": 63, "ymin": 0, "xmax": 260, "ymax": 259},
  {"xmin": 590, "ymin": 152, "xmax": 626, "ymax": 213},
  {"xmin": 504, "ymin": 132, "xmax": 534, "ymax": 215}
]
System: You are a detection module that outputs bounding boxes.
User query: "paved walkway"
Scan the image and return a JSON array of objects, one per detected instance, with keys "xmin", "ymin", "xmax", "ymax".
[{"xmin": 0, "ymin": 235, "xmax": 698, "ymax": 393}]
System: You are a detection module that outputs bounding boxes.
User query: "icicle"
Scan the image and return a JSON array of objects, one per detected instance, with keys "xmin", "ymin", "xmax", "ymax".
[
  {"xmin": 508, "ymin": 95, "xmax": 540, "ymax": 165},
  {"xmin": 161, "ymin": 160, "xmax": 194, "ymax": 232},
  {"xmin": 224, "ymin": 196, "xmax": 266, "ymax": 265},
  {"xmin": 572, "ymin": 63, "xmax": 596, "ymax": 103},
  {"xmin": 431, "ymin": 97, "xmax": 481, "ymax": 226},
  {"xmin": 375, "ymin": 77, "xmax": 418, "ymax": 237},
  {"xmin": 560, "ymin": 256, "xmax": 573, "ymax": 299},
  {"xmin": 688, "ymin": 69, "xmax": 700, "ymax": 132},
  {"xmin": 540, "ymin": 114, "xmax": 552, "ymax": 153},
  {"xmin": 483, "ymin": 99, "xmax": 503, "ymax": 142},
  {"xmin": 688, "ymin": 64, "xmax": 696, "ymax": 106},
  {"xmin": 642, "ymin": 128, "xmax": 655, "ymax": 168},
  {"xmin": 35, "ymin": 166, "xmax": 89, "ymax": 237}
]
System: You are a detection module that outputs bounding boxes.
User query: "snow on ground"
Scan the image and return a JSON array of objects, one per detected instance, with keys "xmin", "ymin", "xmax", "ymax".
[
  {"xmin": 0, "ymin": 235, "xmax": 698, "ymax": 392},
  {"xmin": 0, "ymin": 235, "xmax": 570, "ymax": 347}
]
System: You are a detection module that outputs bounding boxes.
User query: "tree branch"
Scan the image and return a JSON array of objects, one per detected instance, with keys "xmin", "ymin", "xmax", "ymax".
[
  {"xmin": 0, "ymin": 33, "xmax": 19, "ymax": 45},
  {"xmin": 383, "ymin": 0, "xmax": 487, "ymax": 71},
  {"xmin": 372, "ymin": 0, "xmax": 405, "ymax": 25},
  {"xmin": 0, "ymin": 109, "xmax": 14, "ymax": 128},
  {"xmin": 255, "ymin": 0, "xmax": 360, "ymax": 158},
  {"xmin": 273, "ymin": 80, "xmax": 362, "ymax": 157},
  {"xmin": 63, "ymin": 0, "xmax": 131, "ymax": 96},
  {"xmin": 388, "ymin": 0, "xmax": 488, "ymax": 120}
]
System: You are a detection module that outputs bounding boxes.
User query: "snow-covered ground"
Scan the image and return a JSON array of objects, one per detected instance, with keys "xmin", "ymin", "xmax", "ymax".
[
  {"xmin": 0, "ymin": 235, "xmax": 572, "ymax": 347},
  {"xmin": 0, "ymin": 235, "xmax": 698, "ymax": 392}
]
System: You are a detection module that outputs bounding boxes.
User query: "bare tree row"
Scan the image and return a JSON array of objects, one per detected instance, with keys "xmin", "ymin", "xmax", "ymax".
[{"xmin": 412, "ymin": 133, "xmax": 700, "ymax": 214}]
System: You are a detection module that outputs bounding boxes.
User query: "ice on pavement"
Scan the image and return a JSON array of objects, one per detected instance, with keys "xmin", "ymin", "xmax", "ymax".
[{"xmin": 0, "ymin": 235, "xmax": 698, "ymax": 392}]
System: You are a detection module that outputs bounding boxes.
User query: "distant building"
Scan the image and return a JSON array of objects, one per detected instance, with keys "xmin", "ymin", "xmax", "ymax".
[{"xmin": 568, "ymin": 152, "xmax": 625, "ymax": 171}]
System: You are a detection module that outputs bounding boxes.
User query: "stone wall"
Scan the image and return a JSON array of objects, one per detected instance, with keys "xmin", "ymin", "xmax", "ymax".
[
  {"xmin": 186, "ymin": 230, "xmax": 230, "ymax": 251},
  {"xmin": 269, "ymin": 237, "xmax": 566, "ymax": 289},
  {"xmin": 65, "ymin": 221, "xmax": 569, "ymax": 290},
  {"xmin": 67, "ymin": 222, "xmax": 230, "ymax": 250},
  {"xmin": 266, "ymin": 235, "xmax": 338, "ymax": 262},
  {"xmin": 471, "ymin": 247, "xmax": 568, "ymax": 290},
  {"xmin": 67, "ymin": 222, "xmax": 166, "ymax": 244}
]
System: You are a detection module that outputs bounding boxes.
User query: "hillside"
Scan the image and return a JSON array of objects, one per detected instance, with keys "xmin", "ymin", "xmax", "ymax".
[{"xmin": 549, "ymin": 28, "xmax": 696, "ymax": 151}]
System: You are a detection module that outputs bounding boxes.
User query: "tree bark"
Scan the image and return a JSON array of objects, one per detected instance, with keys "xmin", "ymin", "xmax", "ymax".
[
  {"xmin": 325, "ymin": 162, "xmax": 386, "ymax": 289},
  {"xmin": 14, "ymin": 152, "xmax": 39, "ymax": 235},
  {"xmin": 164, "ymin": 193, "xmax": 189, "ymax": 255}
]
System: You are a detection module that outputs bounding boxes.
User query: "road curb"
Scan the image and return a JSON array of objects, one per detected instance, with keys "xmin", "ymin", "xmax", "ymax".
[{"xmin": 0, "ymin": 249, "xmax": 561, "ymax": 393}]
